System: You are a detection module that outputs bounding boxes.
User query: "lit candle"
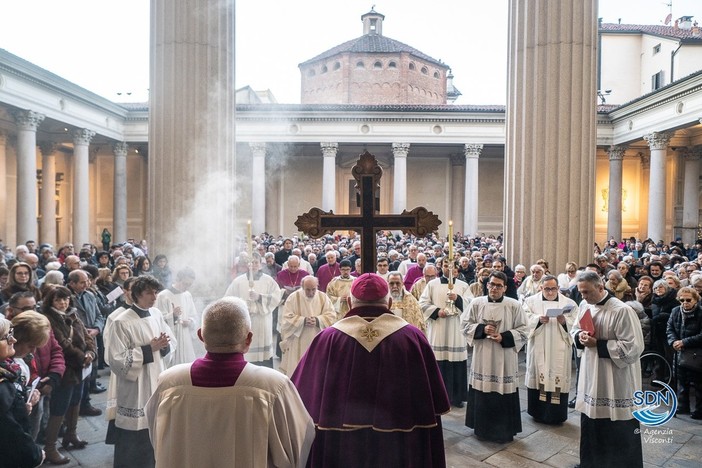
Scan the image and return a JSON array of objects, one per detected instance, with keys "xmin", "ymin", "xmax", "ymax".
[{"xmin": 448, "ymin": 220, "xmax": 453, "ymax": 261}]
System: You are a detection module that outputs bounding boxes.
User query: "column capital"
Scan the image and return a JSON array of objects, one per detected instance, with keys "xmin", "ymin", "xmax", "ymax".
[
  {"xmin": 684, "ymin": 145, "xmax": 702, "ymax": 161},
  {"xmin": 391, "ymin": 142, "xmax": 410, "ymax": 158},
  {"xmin": 320, "ymin": 142, "xmax": 338, "ymax": 157},
  {"xmin": 72, "ymin": 128, "xmax": 95, "ymax": 146},
  {"xmin": 14, "ymin": 110, "xmax": 45, "ymax": 131},
  {"xmin": 38, "ymin": 141, "xmax": 58, "ymax": 156},
  {"xmin": 644, "ymin": 131, "xmax": 672, "ymax": 150},
  {"xmin": 606, "ymin": 145, "xmax": 626, "ymax": 161},
  {"xmin": 113, "ymin": 141, "xmax": 128, "ymax": 157},
  {"xmin": 639, "ymin": 152, "xmax": 650, "ymax": 170},
  {"xmin": 249, "ymin": 142, "xmax": 267, "ymax": 156},
  {"xmin": 464, "ymin": 143, "xmax": 483, "ymax": 159}
]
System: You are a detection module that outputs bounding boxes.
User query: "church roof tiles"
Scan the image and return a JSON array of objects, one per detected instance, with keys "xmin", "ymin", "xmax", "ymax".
[
  {"xmin": 299, "ymin": 34, "xmax": 448, "ymax": 68},
  {"xmin": 600, "ymin": 23, "xmax": 702, "ymax": 42}
]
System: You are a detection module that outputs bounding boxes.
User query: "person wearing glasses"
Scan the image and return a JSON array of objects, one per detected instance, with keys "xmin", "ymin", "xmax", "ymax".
[
  {"xmin": 523, "ymin": 275, "xmax": 577, "ymax": 424},
  {"xmin": 1, "ymin": 262, "xmax": 42, "ymax": 306},
  {"xmin": 667, "ymin": 287, "xmax": 702, "ymax": 418},
  {"xmin": 461, "ymin": 271, "xmax": 528, "ymax": 443},
  {"xmin": 572, "ymin": 271, "xmax": 644, "ymax": 468},
  {"xmin": 0, "ymin": 316, "xmax": 45, "ymax": 467}
]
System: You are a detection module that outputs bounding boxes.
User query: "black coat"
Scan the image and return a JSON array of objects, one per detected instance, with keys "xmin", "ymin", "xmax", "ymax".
[
  {"xmin": 667, "ymin": 305, "xmax": 702, "ymax": 349},
  {"xmin": 0, "ymin": 365, "xmax": 43, "ymax": 468}
]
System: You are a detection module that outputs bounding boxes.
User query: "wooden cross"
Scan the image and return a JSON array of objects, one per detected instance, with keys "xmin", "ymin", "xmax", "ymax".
[{"xmin": 295, "ymin": 151, "xmax": 441, "ymax": 273}]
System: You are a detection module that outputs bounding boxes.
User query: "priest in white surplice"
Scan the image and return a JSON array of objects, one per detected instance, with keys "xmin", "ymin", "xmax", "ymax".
[
  {"xmin": 523, "ymin": 274, "xmax": 576, "ymax": 424},
  {"xmin": 279, "ymin": 276, "xmax": 336, "ymax": 377},
  {"xmin": 419, "ymin": 259, "xmax": 472, "ymax": 407},
  {"xmin": 156, "ymin": 267, "xmax": 199, "ymax": 367},
  {"xmin": 224, "ymin": 253, "xmax": 283, "ymax": 367},
  {"xmin": 461, "ymin": 271, "xmax": 528, "ymax": 443},
  {"xmin": 572, "ymin": 271, "xmax": 644, "ymax": 468},
  {"xmin": 146, "ymin": 297, "xmax": 315, "ymax": 468},
  {"xmin": 325, "ymin": 259, "xmax": 355, "ymax": 320},
  {"xmin": 105, "ymin": 276, "xmax": 176, "ymax": 468}
]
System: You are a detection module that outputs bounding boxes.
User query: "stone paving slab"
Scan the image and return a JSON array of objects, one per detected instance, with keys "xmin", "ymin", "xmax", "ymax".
[
  {"xmin": 543, "ymin": 452, "xmax": 580, "ymax": 468},
  {"xmin": 507, "ymin": 430, "xmax": 573, "ymax": 463},
  {"xmin": 484, "ymin": 450, "xmax": 554, "ymax": 468}
]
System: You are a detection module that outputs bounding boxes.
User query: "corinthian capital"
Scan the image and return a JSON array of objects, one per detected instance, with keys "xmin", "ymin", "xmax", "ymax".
[
  {"xmin": 391, "ymin": 142, "xmax": 410, "ymax": 158},
  {"xmin": 38, "ymin": 141, "xmax": 58, "ymax": 156},
  {"xmin": 464, "ymin": 143, "xmax": 483, "ymax": 159},
  {"xmin": 113, "ymin": 141, "xmax": 128, "ymax": 157},
  {"xmin": 606, "ymin": 145, "xmax": 626, "ymax": 161},
  {"xmin": 14, "ymin": 110, "xmax": 45, "ymax": 131},
  {"xmin": 644, "ymin": 132, "xmax": 672, "ymax": 151},
  {"xmin": 320, "ymin": 142, "xmax": 338, "ymax": 157},
  {"xmin": 249, "ymin": 142, "xmax": 267, "ymax": 157},
  {"xmin": 72, "ymin": 128, "xmax": 96, "ymax": 146}
]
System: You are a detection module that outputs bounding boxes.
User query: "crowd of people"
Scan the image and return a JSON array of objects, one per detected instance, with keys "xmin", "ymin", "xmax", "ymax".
[{"xmin": 0, "ymin": 231, "xmax": 701, "ymax": 467}]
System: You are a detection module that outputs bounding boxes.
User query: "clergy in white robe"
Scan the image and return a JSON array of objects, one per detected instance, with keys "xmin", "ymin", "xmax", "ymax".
[
  {"xmin": 325, "ymin": 260, "xmax": 355, "ymax": 320},
  {"xmin": 523, "ymin": 275, "xmax": 576, "ymax": 424},
  {"xmin": 224, "ymin": 254, "xmax": 283, "ymax": 367},
  {"xmin": 572, "ymin": 271, "xmax": 644, "ymax": 468},
  {"xmin": 156, "ymin": 268, "xmax": 199, "ymax": 367},
  {"xmin": 461, "ymin": 271, "xmax": 528, "ymax": 443},
  {"xmin": 419, "ymin": 259, "xmax": 472, "ymax": 407},
  {"xmin": 146, "ymin": 297, "xmax": 314, "ymax": 468},
  {"xmin": 388, "ymin": 272, "xmax": 426, "ymax": 333},
  {"xmin": 279, "ymin": 277, "xmax": 336, "ymax": 377},
  {"xmin": 105, "ymin": 276, "xmax": 176, "ymax": 468}
]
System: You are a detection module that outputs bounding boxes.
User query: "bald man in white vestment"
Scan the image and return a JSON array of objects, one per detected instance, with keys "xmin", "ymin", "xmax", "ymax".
[{"xmin": 146, "ymin": 297, "xmax": 314, "ymax": 468}]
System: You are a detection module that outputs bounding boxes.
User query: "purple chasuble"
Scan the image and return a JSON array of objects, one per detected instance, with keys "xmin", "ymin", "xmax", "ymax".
[
  {"xmin": 291, "ymin": 305, "xmax": 450, "ymax": 467},
  {"xmin": 190, "ymin": 352, "xmax": 247, "ymax": 387}
]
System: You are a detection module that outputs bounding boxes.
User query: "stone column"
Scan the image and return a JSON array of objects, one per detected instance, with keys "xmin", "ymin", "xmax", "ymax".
[
  {"xmin": 644, "ymin": 131, "xmax": 671, "ymax": 243},
  {"xmin": 113, "ymin": 142, "xmax": 128, "ymax": 245},
  {"xmin": 39, "ymin": 142, "xmax": 58, "ymax": 246},
  {"xmin": 250, "ymin": 142, "xmax": 266, "ymax": 233},
  {"xmin": 682, "ymin": 146, "xmax": 702, "ymax": 245},
  {"xmin": 464, "ymin": 144, "xmax": 482, "ymax": 237},
  {"xmin": 321, "ymin": 142, "xmax": 338, "ymax": 212},
  {"xmin": 392, "ymin": 143, "xmax": 410, "ymax": 213},
  {"xmin": 14, "ymin": 110, "xmax": 44, "ymax": 244},
  {"xmin": 606, "ymin": 145, "xmax": 626, "ymax": 241},
  {"xmin": 0, "ymin": 132, "xmax": 7, "ymax": 242},
  {"xmin": 504, "ymin": 0, "xmax": 597, "ymax": 269},
  {"xmin": 150, "ymin": 0, "xmax": 236, "ymax": 287},
  {"xmin": 639, "ymin": 153, "xmax": 650, "ymax": 237},
  {"xmin": 450, "ymin": 154, "xmax": 465, "ymax": 233},
  {"xmin": 72, "ymin": 129, "xmax": 95, "ymax": 248}
]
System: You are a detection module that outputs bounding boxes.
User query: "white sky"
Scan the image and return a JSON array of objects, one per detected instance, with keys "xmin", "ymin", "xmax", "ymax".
[{"xmin": 0, "ymin": 0, "xmax": 699, "ymax": 105}]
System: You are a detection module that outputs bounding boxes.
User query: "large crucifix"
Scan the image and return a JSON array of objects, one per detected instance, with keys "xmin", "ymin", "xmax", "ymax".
[{"xmin": 295, "ymin": 151, "xmax": 441, "ymax": 273}]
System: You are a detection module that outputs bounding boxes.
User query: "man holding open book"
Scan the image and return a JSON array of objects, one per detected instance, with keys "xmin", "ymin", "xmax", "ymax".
[{"xmin": 572, "ymin": 271, "xmax": 644, "ymax": 468}]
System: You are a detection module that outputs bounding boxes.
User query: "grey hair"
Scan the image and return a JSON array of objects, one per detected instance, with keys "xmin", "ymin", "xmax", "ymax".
[
  {"xmin": 202, "ymin": 297, "xmax": 251, "ymax": 351},
  {"xmin": 577, "ymin": 271, "xmax": 603, "ymax": 287},
  {"xmin": 653, "ymin": 279, "xmax": 670, "ymax": 292},
  {"xmin": 0, "ymin": 316, "xmax": 11, "ymax": 338}
]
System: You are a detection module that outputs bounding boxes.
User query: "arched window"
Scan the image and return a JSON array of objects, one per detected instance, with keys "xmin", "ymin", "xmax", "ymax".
[
  {"xmin": 388, "ymin": 61, "xmax": 397, "ymax": 69},
  {"xmin": 356, "ymin": 61, "xmax": 365, "ymax": 69},
  {"xmin": 373, "ymin": 61, "xmax": 383, "ymax": 69},
  {"xmin": 433, "ymin": 71, "xmax": 440, "ymax": 78},
  {"xmin": 333, "ymin": 61, "xmax": 341, "ymax": 70},
  {"xmin": 421, "ymin": 66, "xmax": 428, "ymax": 75},
  {"xmin": 409, "ymin": 62, "xmax": 416, "ymax": 71},
  {"xmin": 321, "ymin": 65, "xmax": 328, "ymax": 74}
]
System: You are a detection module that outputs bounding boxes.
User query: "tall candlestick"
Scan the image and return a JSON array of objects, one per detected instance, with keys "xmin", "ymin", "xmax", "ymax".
[
  {"xmin": 448, "ymin": 220, "xmax": 453, "ymax": 261},
  {"xmin": 247, "ymin": 220, "xmax": 253, "ymax": 258}
]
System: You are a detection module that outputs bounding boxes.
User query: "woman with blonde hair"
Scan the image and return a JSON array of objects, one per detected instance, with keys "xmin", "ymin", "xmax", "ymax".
[{"xmin": 558, "ymin": 262, "xmax": 578, "ymax": 289}]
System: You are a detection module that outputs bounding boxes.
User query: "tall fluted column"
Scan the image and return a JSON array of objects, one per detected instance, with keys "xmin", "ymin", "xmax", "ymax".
[
  {"xmin": 321, "ymin": 142, "xmax": 338, "ymax": 212},
  {"xmin": 504, "ymin": 0, "xmax": 597, "ymax": 269},
  {"xmin": 250, "ymin": 142, "xmax": 266, "ymax": 233},
  {"xmin": 0, "ymin": 132, "xmax": 7, "ymax": 242},
  {"xmin": 606, "ymin": 145, "xmax": 626, "ymax": 241},
  {"xmin": 39, "ymin": 142, "xmax": 58, "ymax": 246},
  {"xmin": 464, "ymin": 144, "xmax": 482, "ymax": 237},
  {"xmin": 150, "ymin": 0, "xmax": 236, "ymax": 286},
  {"xmin": 639, "ymin": 153, "xmax": 650, "ymax": 237},
  {"xmin": 682, "ymin": 146, "xmax": 702, "ymax": 245},
  {"xmin": 645, "ymin": 132, "xmax": 671, "ymax": 243},
  {"xmin": 392, "ymin": 143, "xmax": 410, "ymax": 213},
  {"xmin": 14, "ymin": 110, "xmax": 44, "ymax": 244},
  {"xmin": 72, "ymin": 129, "xmax": 95, "ymax": 248},
  {"xmin": 113, "ymin": 142, "xmax": 128, "ymax": 244}
]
